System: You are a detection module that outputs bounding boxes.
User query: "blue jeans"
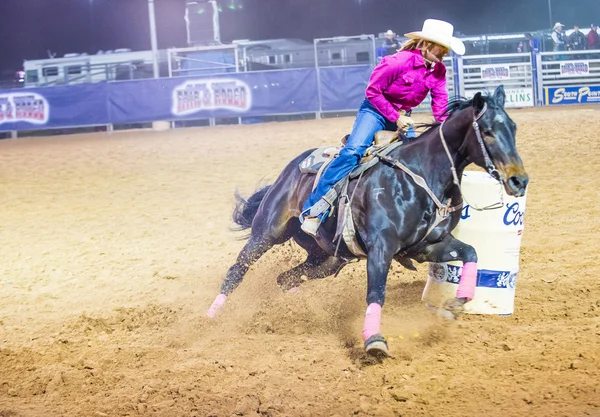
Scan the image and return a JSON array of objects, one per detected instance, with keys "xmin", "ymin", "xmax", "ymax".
[{"xmin": 303, "ymin": 99, "xmax": 413, "ymax": 213}]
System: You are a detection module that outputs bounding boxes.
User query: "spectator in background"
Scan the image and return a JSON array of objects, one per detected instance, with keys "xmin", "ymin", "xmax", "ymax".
[
  {"xmin": 588, "ymin": 24, "xmax": 600, "ymax": 50},
  {"xmin": 516, "ymin": 41, "xmax": 525, "ymax": 53},
  {"xmin": 517, "ymin": 33, "xmax": 533, "ymax": 53},
  {"xmin": 568, "ymin": 25, "xmax": 586, "ymax": 51},
  {"xmin": 552, "ymin": 22, "xmax": 567, "ymax": 51},
  {"xmin": 382, "ymin": 30, "xmax": 400, "ymax": 56}
]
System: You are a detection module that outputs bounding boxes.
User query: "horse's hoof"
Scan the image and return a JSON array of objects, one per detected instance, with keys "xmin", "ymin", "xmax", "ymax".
[
  {"xmin": 442, "ymin": 297, "xmax": 468, "ymax": 319},
  {"xmin": 425, "ymin": 302, "xmax": 455, "ymax": 321},
  {"xmin": 437, "ymin": 307, "xmax": 457, "ymax": 320},
  {"xmin": 364, "ymin": 334, "xmax": 389, "ymax": 358},
  {"xmin": 286, "ymin": 287, "xmax": 301, "ymax": 294}
]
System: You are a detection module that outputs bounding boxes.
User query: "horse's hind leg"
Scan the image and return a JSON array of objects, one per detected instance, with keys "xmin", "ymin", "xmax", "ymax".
[
  {"xmin": 276, "ymin": 231, "xmax": 345, "ymax": 291},
  {"xmin": 276, "ymin": 252, "xmax": 344, "ymax": 291},
  {"xmin": 207, "ymin": 155, "xmax": 311, "ymax": 318},
  {"xmin": 222, "ymin": 236, "xmax": 274, "ymax": 294},
  {"xmin": 207, "ymin": 202, "xmax": 298, "ymax": 318},
  {"xmin": 207, "ymin": 234, "xmax": 278, "ymax": 318}
]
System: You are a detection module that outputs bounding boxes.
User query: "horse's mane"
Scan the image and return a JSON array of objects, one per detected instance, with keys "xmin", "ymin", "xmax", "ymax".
[{"xmin": 415, "ymin": 93, "xmax": 497, "ymax": 136}]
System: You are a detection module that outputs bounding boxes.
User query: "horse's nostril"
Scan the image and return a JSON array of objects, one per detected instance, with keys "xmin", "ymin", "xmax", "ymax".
[{"xmin": 508, "ymin": 176, "xmax": 528, "ymax": 192}]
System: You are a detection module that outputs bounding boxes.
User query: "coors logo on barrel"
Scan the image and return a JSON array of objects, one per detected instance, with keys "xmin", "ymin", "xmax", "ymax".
[{"xmin": 172, "ymin": 78, "xmax": 252, "ymax": 116}]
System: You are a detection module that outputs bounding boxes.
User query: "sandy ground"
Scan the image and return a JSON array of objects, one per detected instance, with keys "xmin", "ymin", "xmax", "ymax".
[{"xmin": 0, "ymin": 107, "xmax": 599, "ymax": 417}]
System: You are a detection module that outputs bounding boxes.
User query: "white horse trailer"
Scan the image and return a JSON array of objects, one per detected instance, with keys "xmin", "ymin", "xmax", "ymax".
[{"xmin": 23, "ymin": 49, "xmax": 167, "ymax": 88}]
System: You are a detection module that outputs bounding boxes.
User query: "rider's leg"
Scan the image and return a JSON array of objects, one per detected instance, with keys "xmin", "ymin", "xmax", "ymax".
[
  {"xmin": 300, "ymin": 101, "xmax": 390, "ymax": 236},
  {"xmin": 302, "ymin": 100, "xmax": 389, "ymax": 220}
]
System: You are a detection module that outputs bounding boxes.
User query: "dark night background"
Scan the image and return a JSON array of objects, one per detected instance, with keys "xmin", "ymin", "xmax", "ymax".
[{"xmin": 0, "ymin": 0, "xmax": 597, "ymax": 75}]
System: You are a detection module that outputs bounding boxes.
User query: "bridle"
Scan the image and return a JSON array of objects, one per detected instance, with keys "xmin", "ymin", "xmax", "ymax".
[
  {"xmin": 472, "ymin": 104, "xmax": 503, "ymax": 182},
  {"xmin": 439, "ymin": 102, "xmax": 504, "ymax": 212},
  {"xmin": 375, "ymin": 101, "xmax": 504, "ymax": 246}
]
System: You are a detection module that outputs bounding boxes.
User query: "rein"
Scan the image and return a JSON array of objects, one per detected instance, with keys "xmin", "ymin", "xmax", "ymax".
[
  {"xmin": 379, "ymin": 101, "xmax": 505, "ymax": 245},
  {"xmin": 439, "ymin": 102, "xmax": 504, "ymax": 212},
  {"xmin": 379, "ymin": 151, "xmax": 463, "ymax": 242}
]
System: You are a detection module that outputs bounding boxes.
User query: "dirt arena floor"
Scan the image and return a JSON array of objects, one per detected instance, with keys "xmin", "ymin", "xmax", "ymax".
[{"xmin": 0, "ymin": 106, "xmax": 598, "ymax": 417}]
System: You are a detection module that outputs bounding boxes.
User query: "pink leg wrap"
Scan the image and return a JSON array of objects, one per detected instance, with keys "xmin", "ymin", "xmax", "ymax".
[
  {"xmin": 457, "ymin": 262, "xmax": 477, "ymax": 301},
  {"xmin": 362, "ymin": 303, "xmax": 382, "ymax": 341},
  {"xmin": 206, "ymin": 294, "xmax": 227, "ymax": 318}
]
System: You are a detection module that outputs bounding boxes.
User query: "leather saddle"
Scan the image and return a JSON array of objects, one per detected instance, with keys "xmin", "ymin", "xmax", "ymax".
[{"xmin": 298, "ymin": 130, "xmax": 402, "ymax": 176}]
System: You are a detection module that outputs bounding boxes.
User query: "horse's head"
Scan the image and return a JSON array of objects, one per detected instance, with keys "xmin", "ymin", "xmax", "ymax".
[{"xmin": 466, "ymin": 85, "xmax": 529, "ymax": 197}]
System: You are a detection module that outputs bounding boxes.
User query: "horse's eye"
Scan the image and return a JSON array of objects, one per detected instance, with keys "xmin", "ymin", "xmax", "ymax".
[{"xmin": 483, "ymin": 129, "xmax": 494, "ymax": 136}]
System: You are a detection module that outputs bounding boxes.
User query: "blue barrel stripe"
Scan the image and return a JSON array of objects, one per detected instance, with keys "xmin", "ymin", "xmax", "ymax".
[{"xmin": 430, "ymin": 264, "xmax": 517, "ymax": 289}]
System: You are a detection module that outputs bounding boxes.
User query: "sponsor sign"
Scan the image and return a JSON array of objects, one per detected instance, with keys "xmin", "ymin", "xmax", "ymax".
[
  {"xmin": 172, "ymin": 78, "xmax": 252, "ymax": 116},
  {"xmin": 0, "ymin": 92, "xmax": 49, "ymax": 125},
  {"xmin": 560, "ymin": 61, "xmax": 589, "ymax": 76},
  {"xmin": 480, "ymin": 65, "xmax": 511, "ymax": 80},
  {"xmin": 544, "ymin": 85, "xmax": 600, "ymax": 105},
  {"xmin": 465, "ymin": 88, "xmax": 534, "ymax": 108}
]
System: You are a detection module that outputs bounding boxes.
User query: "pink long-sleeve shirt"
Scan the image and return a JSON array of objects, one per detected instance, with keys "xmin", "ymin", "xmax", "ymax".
[{"xmin": 365, "ymin": 49, "xmax": 449, "ymax": 123}]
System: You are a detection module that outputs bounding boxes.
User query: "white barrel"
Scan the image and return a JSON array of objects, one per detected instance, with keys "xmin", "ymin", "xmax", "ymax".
[{"xmin": 422, "ymin": 171, "xmax": 527, "ymax": 315}]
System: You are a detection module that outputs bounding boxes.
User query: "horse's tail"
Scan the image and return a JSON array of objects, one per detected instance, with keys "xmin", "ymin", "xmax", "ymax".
[{"xmin": 231, "ymin": 184, "xmax": 272, "ymax": 232}]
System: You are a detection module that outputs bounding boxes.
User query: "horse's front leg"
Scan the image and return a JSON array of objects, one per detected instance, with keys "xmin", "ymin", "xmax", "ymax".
[
  {"xmin": 419, "ymin": 234, "xmax": 478, "ymax": 318},
  {"xmin": 362, "ymin": 244, "xmax": 396, "ymax": 357}
]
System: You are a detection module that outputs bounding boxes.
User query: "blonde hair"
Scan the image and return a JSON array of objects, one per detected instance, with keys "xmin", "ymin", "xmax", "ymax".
[{"xmin": 401, "ymin": 38, "xmax": 448, "ymax": 55}]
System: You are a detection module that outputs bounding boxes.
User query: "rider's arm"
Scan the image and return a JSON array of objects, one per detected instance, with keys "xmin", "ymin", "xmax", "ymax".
[
  {"xmin": 430, "ymin": 69, "xmax": 449, "ymax": 123},
  {"xmin": 365, "ymin": 55, "xmax": 412, "ymax": 123}
]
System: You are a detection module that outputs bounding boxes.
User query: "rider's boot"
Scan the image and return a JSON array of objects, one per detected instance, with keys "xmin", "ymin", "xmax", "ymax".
[{"xmin": 300, "ymin": 208, "xmax": 328, "ymax": 237}]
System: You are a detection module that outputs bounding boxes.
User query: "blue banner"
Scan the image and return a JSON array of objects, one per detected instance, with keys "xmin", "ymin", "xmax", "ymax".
[
  {"xmin": 441, "ymin": 265, "xmax": 517, "ymax": 290},
  {"xmin": 0, "ymin": 65, "xmax": 468, "ymax": 132},
  {"xmin": 108, "ymin": 69, "xmax": 319, "ymax": 124},
  {"xmin": 0, "ymin": 69, "xmax": 319, "ymax": 132},
  {"xmin": 544, "ymin": 85, "xmax": 600, "ymax": 105},
  {"xmin": 0, "ymin": 83, "xmax": 109, "ymax": 132},
  {"xmin": 319, "ymin": 65, "xmax": 372, "ymax": 112}
]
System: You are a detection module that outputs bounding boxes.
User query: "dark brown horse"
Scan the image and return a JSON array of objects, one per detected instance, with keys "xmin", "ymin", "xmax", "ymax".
[{"xmin": 206, "ymin": 85, "xmax": 528, "ymax": 357}]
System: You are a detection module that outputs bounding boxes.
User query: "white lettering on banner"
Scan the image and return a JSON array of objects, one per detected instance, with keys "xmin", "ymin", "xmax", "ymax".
[
  {"xmin": 480, "ymin": 65, "xmax": 511, "ymax": 80},
  {"xmin": 172, "ymin": 78, "xmax": 252, "ymax": 116},
  {"xmin": 560, "ymin": 61, "xmax": 589, "ymax": 76},
  {"xmin": 0, "ymin": 93, "xmax": 49, "ymax": 125},
  {"xmin": 550, "ymin": 86, "xmax": 600, "ymax": 104},
  {"xmin": 465, "ymin": 88, "xmax": 533, "ymax": 108}
]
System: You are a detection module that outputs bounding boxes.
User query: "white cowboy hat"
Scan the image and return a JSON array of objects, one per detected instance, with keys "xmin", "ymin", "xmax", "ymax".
[
  {"xmin": 553, "ymin": 22, "xmax": 564, "ymax": 29},
  {"xmin": 385, "ymin": 30, "xmax": 395, "ymax": 36},
  {"xmin": 404, "ymin": 19, "xmax": 465, "ymax": 56}
]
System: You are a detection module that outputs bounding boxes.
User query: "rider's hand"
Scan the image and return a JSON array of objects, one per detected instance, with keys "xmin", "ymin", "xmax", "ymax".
[{"xmin": 396, "ymin": 113, "xmax": 414, "ymax": 133}]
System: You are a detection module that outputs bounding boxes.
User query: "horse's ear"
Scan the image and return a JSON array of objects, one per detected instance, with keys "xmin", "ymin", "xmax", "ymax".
[
  {"xmin": 494, "ymin": 85, "xmax": 506, "ymax": 108},
  {"xmin": 472, "ymin": 92, "xmax": 485, "ymax": 113}
]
